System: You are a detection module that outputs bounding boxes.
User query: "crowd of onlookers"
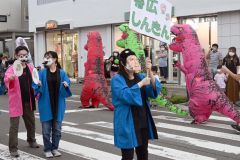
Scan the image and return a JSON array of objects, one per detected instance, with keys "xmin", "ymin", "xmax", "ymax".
[{"xmin": 206, "ymin": 44, "xmax": 240, "ymax": 104}]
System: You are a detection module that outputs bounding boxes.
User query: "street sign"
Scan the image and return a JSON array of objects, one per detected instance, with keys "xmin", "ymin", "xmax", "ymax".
[
  {"xmin": 129, "ymin": 0, "xmax": 172, "ymax": 44},
  {"xmin": 45, "ymin": 20, "xmax": 58, "ymax": 29}
]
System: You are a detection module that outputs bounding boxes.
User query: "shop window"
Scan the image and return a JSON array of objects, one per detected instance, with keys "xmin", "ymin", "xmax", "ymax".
[{"xmin": 46, "ymin": 31, "xmax": 78, "ymax": 78}]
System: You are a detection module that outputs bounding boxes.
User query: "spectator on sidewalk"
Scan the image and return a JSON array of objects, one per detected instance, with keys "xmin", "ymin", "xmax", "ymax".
[
  {"xmin": 206, "ymin": 43, "xmax": 223, "ymax": 78},
  {"xmin": 0, "ymin": 55, "xmax": 8, "ymax": 95},
  {"xmin": 222, "ymin": 47, "xmax": 239, "ymax": 103},
  {"xmin": 158, "ymin": 44, "xmax": 168, "ymax": 81},
  {"xmin": 151, "ymin": 66, "xmax": 160, "ymax": 82},
  {"xmin": 214, "ymin": 65, "xmax": 227, "ymax": 92}
]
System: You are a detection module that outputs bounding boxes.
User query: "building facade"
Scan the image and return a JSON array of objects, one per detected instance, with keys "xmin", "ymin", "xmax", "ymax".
[
  {"xmin": 28, "ymin": 0, "xmax": 240, "ymax": 82},
  {"xmin": 0, "ymin": 0, "xmax": 34, "ymax": 59}
]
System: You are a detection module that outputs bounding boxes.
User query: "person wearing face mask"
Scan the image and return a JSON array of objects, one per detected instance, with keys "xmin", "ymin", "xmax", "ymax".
[
  {"xmin": 16, "ymin": 37, "xmax": 33, "ymax": 64},
  {"xmin": 222, "ymin": 47, "xmax": 240, "ymax": 103},
  {"xmin": 158, "ymin": 44, "xmax": 168, "ymax": 82},
  {"xmin": 32, "ymin": 51, "xmax": 72, "ymax": 158},
  {"xmin": 111, "ymin": 49, "xmax": 161, "ymax": 160},
  {"xmin": 4, "ymin": 46, "xmax": 39, "ymax": 158},
  {"xmin": 0, "ymin": 55, "xmax": 8, "ymax": 95},
  {"xmin": 206, "ymin": 43, "xmax": 223, "ymax": 78}
]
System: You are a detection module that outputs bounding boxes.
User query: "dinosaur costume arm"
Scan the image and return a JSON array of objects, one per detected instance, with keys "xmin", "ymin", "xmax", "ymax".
[
  {"xmin": 116, "ymin": 39, "xmax": 126, "ymax": 49},
  {"xmin": 175, "ymin": 61, "xmax": 187, "ymax": 74}
]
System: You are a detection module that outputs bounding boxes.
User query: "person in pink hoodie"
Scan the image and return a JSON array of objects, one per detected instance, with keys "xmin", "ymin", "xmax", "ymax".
[{"xmin": 4, "ymin": 46, "xmax": 39, "ymax": 158}]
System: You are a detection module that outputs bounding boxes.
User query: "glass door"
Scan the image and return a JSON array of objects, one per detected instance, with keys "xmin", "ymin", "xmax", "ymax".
[{"xmin": 46, "ymin": 30, "xmax": 79, "ymax": 78}]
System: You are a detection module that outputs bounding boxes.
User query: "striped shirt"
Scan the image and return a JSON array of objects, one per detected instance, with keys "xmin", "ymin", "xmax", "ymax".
[{"xmin": 209, "ymin": 51, "xmax": 222, "ymax": 69}]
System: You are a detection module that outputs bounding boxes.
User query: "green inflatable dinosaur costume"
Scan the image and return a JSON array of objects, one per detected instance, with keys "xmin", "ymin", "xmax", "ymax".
[{"xmin": 116, "ymin": 24, "xmax": 146, "ymax": 72}]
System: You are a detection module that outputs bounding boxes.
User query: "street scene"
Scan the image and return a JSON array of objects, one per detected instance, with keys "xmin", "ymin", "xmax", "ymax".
[{"xmin": 1, "ymin": 0, "xmax": 240, "ymax": 160}]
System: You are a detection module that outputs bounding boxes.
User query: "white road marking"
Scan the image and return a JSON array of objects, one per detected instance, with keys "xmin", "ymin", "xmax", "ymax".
[
  {"xmin": 18, "ymin": 132, "xmax": 120, "ymax": 160},
  {"xmin": 151, "ymin": 110, "xmax": 235, "ymax": 122},
  {"xmin": 86, "ymin": 121, "xmax": 240, "ymax": 154},
  {"xmin": 153, "ymin": 115, "xmax": 232, "ymax": 130},
  {"xmin": 0, "ymin": 143, "xmax": 45, "ymax": 160},
  {"xmin": 62, "ymin": 126, "xmax": 216, "ymax": 160}
]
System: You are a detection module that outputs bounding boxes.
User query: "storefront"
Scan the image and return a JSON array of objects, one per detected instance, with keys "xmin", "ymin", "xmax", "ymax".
[
  {"xmin": 35, "ymin": 20, "xmax": 78, "ymax": 78},
  {"xmin": 45, "ymin": 30, "xmax": 78, "ymax": 78},
  {"xmin": 29, "ymin": 0, "xmax": 240, "ymax": 83}
]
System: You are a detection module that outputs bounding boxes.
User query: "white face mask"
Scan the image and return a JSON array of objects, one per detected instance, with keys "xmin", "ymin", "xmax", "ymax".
[
  {"xmin": 125, "ymin": 63, "xmax": 134, "ymax": 72},
  {"xmin": 217, "ymin": 69, "xmax": 221, "ymax": 73},
  {"xmin": 160, "ymin": 47, "xmax": 165, "ymax": 51},
  {"xmin": 229, "ymin": 52, "xmax": 235, "ymax": 56},
  {"xmin": 43, "ymin": 58, "xmax": 54, "ymax": 66},
  {"xmin": 113, "ymin": 53, "xmax": 118, "ymax": 57},
  {"xmin": 18, "ymin": 55, "xmax": 28, "ymax": 63}
]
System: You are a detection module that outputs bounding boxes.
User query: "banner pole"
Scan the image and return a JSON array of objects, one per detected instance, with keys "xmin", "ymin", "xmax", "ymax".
[{"xmin": 147, "ymin": 38, "xmax": 151, "ymax": 77}]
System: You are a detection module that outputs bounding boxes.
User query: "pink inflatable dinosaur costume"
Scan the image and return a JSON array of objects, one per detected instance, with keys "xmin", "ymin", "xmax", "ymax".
[
  {"xmin": 80, "ymin": 31, "xmax": 114, "ymax": 111},
  {"xmin": 169, "ymin": 24, "xmax": 240, "ymax": 125}
]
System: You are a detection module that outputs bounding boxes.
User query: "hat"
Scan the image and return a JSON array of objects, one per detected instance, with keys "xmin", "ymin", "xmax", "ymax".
[{"xmin": 120, "ymin": 49, "xmax": 136, "ymax": 66}]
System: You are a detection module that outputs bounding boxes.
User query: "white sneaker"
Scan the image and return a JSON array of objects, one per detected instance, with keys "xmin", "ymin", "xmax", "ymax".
[
  {"xmin": 44, "ymin": 151, "xmax": 53, "ymax": 158},
  {"xmin": 52, "ymin": 149, "xmax": 61, "ymax": 157}
]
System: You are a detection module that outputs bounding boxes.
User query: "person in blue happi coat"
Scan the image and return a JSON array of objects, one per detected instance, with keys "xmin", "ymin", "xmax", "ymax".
[
  {"xmin": 33, "ymin": 51, "xmax": 72, "ymax": 158},
  {"xmin": 111, "ymin": 49, "xmax": 161, "ymax": 160}
]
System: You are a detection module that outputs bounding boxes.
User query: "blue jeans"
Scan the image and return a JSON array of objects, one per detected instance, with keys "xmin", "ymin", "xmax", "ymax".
[{"xmin": 42, "ymin": 120, "xmax": 62, "ymax": 152}]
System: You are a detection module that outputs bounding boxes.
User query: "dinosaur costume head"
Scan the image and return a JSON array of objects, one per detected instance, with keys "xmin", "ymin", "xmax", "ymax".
[
  {"xmin": 117, "ymin": 24, "xmax": 146, "ymax": 72},
  {"xmin": 169, "ymin": 24, "xmax": 200, "ymax": 54},
  {"xmin": 84, "ymin": 31, "xmax": 103, "ymax": 54}
]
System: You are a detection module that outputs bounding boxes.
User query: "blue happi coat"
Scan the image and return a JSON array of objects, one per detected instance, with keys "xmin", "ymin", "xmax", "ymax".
[
  {"xmin": 111, "ymin": 73, "xmax": 161, "ymax": 149},
  {"xmin": 33, "ymin": 68, "xmax": 72, "ymax": 122}
]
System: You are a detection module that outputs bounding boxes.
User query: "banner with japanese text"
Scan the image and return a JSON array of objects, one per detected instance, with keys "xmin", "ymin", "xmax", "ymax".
[{"xmin": 129, "ymin": 0, "xmax": 172, "ymax": 44}]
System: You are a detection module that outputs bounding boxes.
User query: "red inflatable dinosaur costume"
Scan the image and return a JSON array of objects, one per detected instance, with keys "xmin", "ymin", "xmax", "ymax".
[
  {"xmin": 80, "ymin": 31, "xmax": 114, "ymax": 111},
  {"xmin": 169, "ymin": 24, "xmax": 240, "ymax": 126}
]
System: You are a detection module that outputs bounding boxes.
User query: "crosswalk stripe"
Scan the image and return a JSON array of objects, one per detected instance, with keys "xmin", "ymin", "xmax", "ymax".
[
  {"xmin": 34, "ymin": 115, "xmax": 78, "ymax": 126},
  {"xmin": 155, "ymin": 122, "xmax": 240, "ymax": 141},
  {"xmin": 0, "ymin": 144, "xmax": 45, "ymax": 160},
  {"xmin": 0, "ymin": 109, "xmax": 78, "ymax": 126},
  {"xmin": 86, "ymin": 121, "xmax": 240, "ymax": 154},
  {"xmin": 66, "ymin": 99, "xmax": 81, "ymax": 103},
  {"xmin": 62, "ymin": 126, "xmax": 216, "ymax": 160},
  {"xmin": 153, "ymin": 115, "xmax": 232, "ymax": 130},
  {"xmin": 88, "ymin": 121, "xmax": 240, "ymax": 142},
  {"xmin": 152, "ymin": 110, "xmax": 235, "ymax": 122},
  {"xmin": 64, "ymin": 108, "xmax": 107, "ymax": 113},
  {"xmin": 17, "ymin": 132, "xmax": 120, "ymax": 160}
]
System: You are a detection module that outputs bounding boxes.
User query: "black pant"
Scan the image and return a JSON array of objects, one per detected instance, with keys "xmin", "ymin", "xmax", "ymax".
[
  {"xmin": 159, "ymin": 67, "xmax": 168, "ymax": 79},
  {"xmin": 121, "ymin": 129, "xmax": 148, "ymax": 160}
]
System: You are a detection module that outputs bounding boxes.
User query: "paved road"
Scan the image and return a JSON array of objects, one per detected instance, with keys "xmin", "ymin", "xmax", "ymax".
[{"xmin": 0, "ymin": 85, "xmax": 240, "ymax": 160}]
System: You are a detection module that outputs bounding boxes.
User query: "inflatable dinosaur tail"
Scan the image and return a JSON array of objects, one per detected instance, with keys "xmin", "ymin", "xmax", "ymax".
[{"xmin": 152, "ymin": 95, "xmax": 189, "ymax": 117}]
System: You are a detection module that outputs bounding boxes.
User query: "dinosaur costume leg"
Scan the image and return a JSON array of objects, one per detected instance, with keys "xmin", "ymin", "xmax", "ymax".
[
  {"xmin": 100, "ymin": 97, "xmax": 114, "ymax": 111},
  {"xmin": 92, "ymin": 97, "xmax": 100, "ymax": 108},
  {"xmin": 80, "ymin": 85, "xmax": 92, "ymax": 108},
  {"xmin": 189, "ymin": 99, "xmax": 212, "ymax": 124},
  {"xmin": 213, "ymin": 98, "xmax": 240, "ymax": 124}
]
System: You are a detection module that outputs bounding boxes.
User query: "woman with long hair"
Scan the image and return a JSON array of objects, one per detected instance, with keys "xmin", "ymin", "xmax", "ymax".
[
  {"xmin": 33, "ymin": 51, "xmax": 72, "ymax": 158},
  {"xmin": 222, "ymin": 47, "xmax": 240, "ymax": 103}
]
